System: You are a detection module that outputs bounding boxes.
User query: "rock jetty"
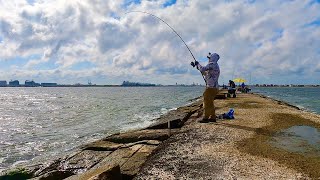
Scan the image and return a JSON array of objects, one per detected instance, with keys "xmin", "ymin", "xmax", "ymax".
[{"xmin": 1, "ymin": 93, "xmax": 320, "ymax": 179}]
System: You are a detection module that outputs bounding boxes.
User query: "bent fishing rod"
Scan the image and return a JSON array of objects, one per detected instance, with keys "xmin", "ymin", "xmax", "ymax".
[{"xmin": 125, "ymin": 11, "xmax": 207, "ymax": 85}]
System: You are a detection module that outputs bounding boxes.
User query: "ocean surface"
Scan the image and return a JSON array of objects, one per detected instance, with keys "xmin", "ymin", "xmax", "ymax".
[
  {"xmin": 252, "ymin": 87, "xmax": 320, "ymax": 114},
  {"xmin": 0, "ymin": 86, "xmax": 204, "ymax": 171}
]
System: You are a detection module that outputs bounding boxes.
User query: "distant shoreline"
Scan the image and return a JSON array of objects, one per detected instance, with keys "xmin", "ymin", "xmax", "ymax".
[
  {"xmin": 0, "ymin": 85, "xmax": 205, "ymax": 87},
  {"xmin": 1, "ymin": 85, "xmax": 320, "ymax": 88},
  {"xmin": 253, "ymin": 85, "xmax": 320, "ymax": 88}
]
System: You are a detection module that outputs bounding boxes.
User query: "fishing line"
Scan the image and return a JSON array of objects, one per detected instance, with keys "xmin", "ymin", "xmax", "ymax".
[{"xmin": 124, "ymin": 11, "xmax": 207, "ymax": 85}]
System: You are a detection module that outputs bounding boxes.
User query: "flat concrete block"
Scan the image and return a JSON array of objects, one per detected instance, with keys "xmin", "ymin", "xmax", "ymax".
[
  {"xmin": 121, "ymin": 145, "xmax": 157, "ymax": 178},
  {"xmin": 82, "ymin": 140, "xmax": 124, "ymax": 151},
  {"xmin": 104, "ymin": 129, "xmax": 178, "ymax": 143},
  {"xmin": 61, "ymin": 150, "xmax": 112, "ymax": 173}
]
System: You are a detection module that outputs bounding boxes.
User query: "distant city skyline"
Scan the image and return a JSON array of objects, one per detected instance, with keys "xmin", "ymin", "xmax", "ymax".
[
  {"xmin": 0, "ymin": 78, "xmax": 319, "ymax": 88},
  {"xmin": 0, "ymin": 79, "xmax": 204, "ymax": 86},
  {"xmin": 0, "ymin": 1, "xmax": 319, "ymax": 85}
]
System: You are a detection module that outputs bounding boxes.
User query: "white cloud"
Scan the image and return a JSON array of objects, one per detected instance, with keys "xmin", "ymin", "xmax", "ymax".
[{"xmin": 0, "ymin": 0, "xmax": 320, "ymax": 85}]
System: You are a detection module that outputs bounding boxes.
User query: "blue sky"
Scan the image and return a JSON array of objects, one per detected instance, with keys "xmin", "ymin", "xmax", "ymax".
[
  {"xmin": 163, "ymin": 0, "xmax": 177, "ymax": 7},
  {"xmin": 0, "ymin": 0, "xmax": 320, "ymax": 85},
  {"xmin": 123, "ymin": 0, "xmax": 177, "ymax": 8}
]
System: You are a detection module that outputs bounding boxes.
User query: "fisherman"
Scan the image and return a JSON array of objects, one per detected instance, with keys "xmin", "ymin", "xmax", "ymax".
[
  {"xmin": 228, "ymin": 80, "xmax": 236, "ymax": 98},
  {"xmin": 191, "ymin": 52, "xmax": 220, "ymax": 123}
]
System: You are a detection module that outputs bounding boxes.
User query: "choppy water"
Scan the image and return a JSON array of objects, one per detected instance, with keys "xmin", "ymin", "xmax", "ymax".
[
  {"xmin": 0, "ymin": 86, "xmax": 204, "ymax": 171},
  {"xmin": 252, "ymin": 87, "xmax": 320, "ymax": 114}
]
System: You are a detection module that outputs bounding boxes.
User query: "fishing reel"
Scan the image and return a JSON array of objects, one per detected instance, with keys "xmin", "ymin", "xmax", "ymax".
[{"xmin": 190, "ymin": 61, "xmax": 199, "ymax": 68}]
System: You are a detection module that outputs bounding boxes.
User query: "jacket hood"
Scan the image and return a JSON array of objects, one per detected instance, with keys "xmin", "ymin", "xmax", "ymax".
[{"xmin": 209, "ymin": 53, "xmax": 219, "ymax": 64}]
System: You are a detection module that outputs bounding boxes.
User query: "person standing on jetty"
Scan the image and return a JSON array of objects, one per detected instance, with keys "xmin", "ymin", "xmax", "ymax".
[{"xmin": 191, "ymin": 52, "xmax": 220, "ymax": 123}]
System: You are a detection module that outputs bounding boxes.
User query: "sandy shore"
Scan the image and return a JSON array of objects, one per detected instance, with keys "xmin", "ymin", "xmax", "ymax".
[
  {"xmin": 136, "ymin": 93, "xmax": 320, "ymax": 179},
  {"xmin": 2, "ymin": 93, "xmax": 320, "ymax": 179}
]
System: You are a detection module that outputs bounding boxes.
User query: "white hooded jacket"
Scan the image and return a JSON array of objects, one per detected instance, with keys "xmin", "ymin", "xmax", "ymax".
[{"xmin": 196, "ymin": 53, "xmax": 220, "ymax": 88}]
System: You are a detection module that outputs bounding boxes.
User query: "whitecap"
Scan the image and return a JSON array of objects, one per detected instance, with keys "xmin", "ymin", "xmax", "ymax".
[
  {"xmin": 120, "ymin": 120, "xmax": 154, "ymax": 133},
  {"xmin": 120, "ymin": 113, "xmax": 160, "ymax": 133},
  {"xmin": 0, "ymin": 157, "xmax": 4, "ymax": 163}
]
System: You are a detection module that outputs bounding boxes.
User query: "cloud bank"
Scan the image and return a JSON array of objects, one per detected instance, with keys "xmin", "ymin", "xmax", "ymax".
[{"xmin": 0, "ymin": 0, "xmax": 319, "ymax": 85}]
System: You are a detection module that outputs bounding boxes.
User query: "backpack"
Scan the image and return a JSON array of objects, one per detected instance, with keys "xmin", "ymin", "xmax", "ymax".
[{"xmin": 222, "ymin": 109, "xmax": 235, "ymax": 119}]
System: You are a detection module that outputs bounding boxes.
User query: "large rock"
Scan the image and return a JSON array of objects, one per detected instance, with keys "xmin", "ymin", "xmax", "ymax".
[
  {"xmin": 67, "ymin": 144, "xmax": 143, "ymax": 180},
  {"xmin": 104, "ymin": 129, "xmax": 178, "ymax": 143},
  {"xmin": 69, "ymin": 144, "xmax": 158, "ymax": 180},
  {"xmin": 59, "ymin": 150, "xmax": 112, "ymax": 174},
  {"xmin": 82, "ymin": 140, "xmax": 124, "ymax": 151},
  {"xmin": 147, "ymin": 116, "xmax": 184, "ymax": 129},
  {"xmin": 147, "ymin": 105, "xmax": 200, "ymax": 129},
  {"xmin": 29, "ymin": 150, "xmax": 104, "ymax": 178},
  {"xmin": 120, "ymin": 140, "xmax": 161, "ymax": 148},
  {"xmin": 0, "ymin": 168, "xmax": 34, "ymax": 180},
  {"xmin": 94, "ymin": 144, "xmax": 144, "ymax": 169},
  {"xmin": 121, "ymin": 144, "xmax": 157, "ymax": 179},
  {"xmin": 35, "ymin": 170, "xmax": 74, "ymax": 180},
  {"xmin": 66, "ymin": 164, "xmax": 121, "ymax": 180},
  {"xmin": 88, "ymin": 165, "xmax": 122, "ymax": 180},
  {"xmin": 33, "ymin": 159, "xmax": 63, "ymax": 177}
]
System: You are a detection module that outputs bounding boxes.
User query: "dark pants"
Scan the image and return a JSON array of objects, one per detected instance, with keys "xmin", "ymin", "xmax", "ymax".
[{"xmin": 228, "ymin": 88, "xmax": 236, "ymax": 98}]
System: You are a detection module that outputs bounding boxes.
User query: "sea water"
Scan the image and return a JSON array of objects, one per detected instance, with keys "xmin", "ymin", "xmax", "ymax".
[
  {"xmin": 252, "ymin": 87, "xmax": 320, "ymax": 114},
  {"xmin": 0, "ymin": 86, "xmax": 204, "ymax": 171},
  {"xmin": 252, "ymin": 87, "xmax": 320, "ymax": 155}
]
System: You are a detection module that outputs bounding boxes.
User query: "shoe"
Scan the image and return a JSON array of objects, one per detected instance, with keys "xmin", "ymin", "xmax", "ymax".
[
  {"xmin": 199, "ymin": 118, "xmax": 210, "ymax": 123},
  {"xmin": 216, "ymin": 115, "xmax": 223, "ymax": 119},
  {"xmin": 209, "ymin": 118, "xmax": 216, "ymax": 122}
]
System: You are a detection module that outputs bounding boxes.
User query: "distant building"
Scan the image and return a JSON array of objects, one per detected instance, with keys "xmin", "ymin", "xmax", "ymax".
[
  {"xmin": 0, "ymin": 80, "xmax": 7, "ymax": 87},
  {"xmin": 25, "ymin": 80, "xmax": 40, "ymax": 87},
  {"xmin": 121, "ymin": 81, "xmax": 156, "ymax": 87},
  {"xmin": 9, "ymin": 80, "xmax": 19, "ymax": 87},
  {"xmin": 41, "ymin": 83, "xmax": 57, "ymax": 87}
]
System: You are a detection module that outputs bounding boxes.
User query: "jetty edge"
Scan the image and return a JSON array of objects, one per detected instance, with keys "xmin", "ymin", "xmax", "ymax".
[{"xmin": 1, "ymin": 92, "xmax": 320, "ymax": 179}]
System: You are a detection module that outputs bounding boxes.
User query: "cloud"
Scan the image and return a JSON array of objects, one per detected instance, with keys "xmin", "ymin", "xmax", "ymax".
[
  {"xmin": 0, "ymin": 0, "xmax": 320, "ymax": 85},
  {"xmin": 98, "ymin": 21, "xmax": 137, "ymax": 53}
]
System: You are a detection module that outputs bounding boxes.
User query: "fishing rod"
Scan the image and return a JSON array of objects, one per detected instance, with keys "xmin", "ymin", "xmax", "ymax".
[{"xmin": 124, "ymin": 11, "xmax": 207, "ymax": 85}]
